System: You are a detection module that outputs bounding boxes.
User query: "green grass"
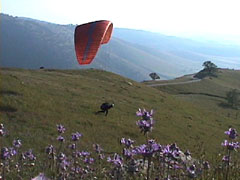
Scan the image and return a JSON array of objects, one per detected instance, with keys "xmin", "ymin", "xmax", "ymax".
[
  {"xmin": 152, "ymin": 69, "xmax": 240, "ymax": 148},
  {"xmin": 143, "ymin": 73, "xmax": 196, "ymax": 85},
  {"xmin": 0, "ymin": 68, "xmax": 239, "ymax": 161},
  {"xmin": 154, "ymin": 69, "xmax": 240, "ymax": 113}
]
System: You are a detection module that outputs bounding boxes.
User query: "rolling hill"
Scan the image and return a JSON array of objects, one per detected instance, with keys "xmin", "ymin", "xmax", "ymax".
[
  {"xmin": 1, "ymin": 13, "xmax": 240, "ymax": 82},
  {"xmin": 149, "ymin": 68, "xmax": 240, "ymax": 121},
  {"xmin": 1, "ymin": 67, "xmax": 239, "ymax": 161}
]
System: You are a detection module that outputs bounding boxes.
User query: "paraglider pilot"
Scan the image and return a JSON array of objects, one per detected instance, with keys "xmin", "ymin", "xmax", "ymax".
[{"xmin": 96, "ymin": 103, "xmax": 114, "ymax": 116}]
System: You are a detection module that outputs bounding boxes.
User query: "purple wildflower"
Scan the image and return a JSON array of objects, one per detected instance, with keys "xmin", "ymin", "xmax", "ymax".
[
  {"xmin": 222, "ymin": 155, "xmax": 230, "ymax": 163},
  {"xmin": 1, "ymin": 147, "xmax": 12, "ymax": 160},
  {"xmin": 45, "ymin": 145, "xmax": 55, "ymax": 155},
  {"xmin": 162, "ymin": 143, "xmax": 182, "ymax": 162},
  {"xmin": 58, "ymin": 152, "xmax": 66, "ymax": 161},
  {"xmin": 136, "ymin": 118, "xmax": 154, "ymax": 134},
  {"xmin": 60, "ymin": 159, "xmax": 70, "ymax": 171},
  {"xmin": 120, "ymin": 138, "xmax": 135, "ymax": 148},
  {"xmin": 135, "ymin": 140, "xmax": 161, "ymax": 157},
  {"xmin": 23, "ymin": 149, "xmax": 36, "ymax": 161},
  {"xmin": 73, "ymin": 150, "xmax": 81, "ymax": 158},
  {"xmin": 148, "ymin": 139, "xmax": 162, "ymax": 151},
  {"xmin": 225, "ymin": 128, "xmax": 238, "ymax": 139},
  {"xmin": 136, "ymin": 108, "xmax": 153, "ymax": 120},
  {"xmin": 69, "ymin": 143, "xmax": 76, "ymax": 150},
  {"xmin": 135, "ymin": 144, "xmax": 149, "ymax": 156},
  {"xmin": 71, "ymin": 132, "xmax": 82, "ymax": 141},
  {"xmin": 57, "ymin": 135, "xmax": 65, "ymax": 142},
  {"xmin": 9, "ymin": 147, "xmax": 17, "ymax": 157},
  {"xmin": 0, "ymin": 147, "xmax": 17, "ymax": 160},
  {"xmin": 80, "ymin": 151, "xmax": 90, "ymax": 157},
  {"xmin": 221, "ymin": 140, "xmax": 239, "ymax": 150},
  {"xmin": 57, "ymin": 124, "xmax": 66, "ymax": 134},
  {"xmin": 172, "ymin": 150, "xmax": 181, "ymax": 159},
  {"xmin": 84, "ymin": 157, "xmax": 94, "ymax": 164},
  {"xmin": 123, "ymin": 148, "xmax": 136, "ymax": 158},
  {"xmin": 107, "ymin": 153, "xmax": 123, "ymax": 167},
  {"xmin": 13, "ymin": 139, "xmax": 22, "ymax": 148},
  {"xmin": 136, "ymin": 108, "xmax": 155, "ymax": 134}
]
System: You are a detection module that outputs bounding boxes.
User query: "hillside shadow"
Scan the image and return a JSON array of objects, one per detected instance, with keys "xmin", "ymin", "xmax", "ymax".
[
  {"xmin": 179, "ymin": 92, "xmax": 225, "ymax": 99},
  {"xmin": 218, "ymin": 102, "xmax": 237, "ymax": 110},
  {"xmin": 0, "ymin": 105, "xmax": 17, "ymax": 112},
  {"xmin": 0, "ymin": 90, "xmax": 21, "ymax": 96}
]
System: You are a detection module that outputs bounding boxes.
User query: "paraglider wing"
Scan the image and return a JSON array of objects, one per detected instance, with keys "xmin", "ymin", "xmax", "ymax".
[{"xmin": 74, "ymin": 20, "xmax": 113, "ymax": 65}]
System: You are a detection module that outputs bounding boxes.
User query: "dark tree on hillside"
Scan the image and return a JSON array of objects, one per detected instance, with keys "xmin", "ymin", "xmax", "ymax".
[
  {"xmin": 226, "ymin": 89, "xmax": 239, "ymax": 108},
  {"xmin": 149, "ymin": 72, "xmax": 160, "ymax": 80},
  {"xmin": 203, "ymin": 61, "xmax": 217, "ymax": 74},
  {"xmin": 194, "ymin": 61, "xmax": 218, "ymax": 79}
]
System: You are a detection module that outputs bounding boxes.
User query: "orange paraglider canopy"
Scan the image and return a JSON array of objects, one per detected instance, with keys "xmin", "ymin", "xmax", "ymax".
[{"xmin": 74, "ymin": 20, "xmax": 113, "ymax": 65}]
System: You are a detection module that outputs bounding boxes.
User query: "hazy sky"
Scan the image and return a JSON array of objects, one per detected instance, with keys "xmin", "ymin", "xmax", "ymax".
[{"xmin": 2, "ymin": 0, "xmax": 240, "ymax": 36}]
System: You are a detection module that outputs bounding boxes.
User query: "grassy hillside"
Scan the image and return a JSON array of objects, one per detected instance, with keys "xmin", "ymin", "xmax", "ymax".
[
  {"xmin": 1, "ymin": 68, "xmax": 239, "ymax": 163},
  {"xmin": 150, "ymin": 69, "xmax": 240, "ymax": 131}
]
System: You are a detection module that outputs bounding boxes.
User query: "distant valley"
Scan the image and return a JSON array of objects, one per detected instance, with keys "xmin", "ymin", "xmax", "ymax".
[{"xmin": 1, "ymin": 13, "xmax": 240, "ymax": 81}]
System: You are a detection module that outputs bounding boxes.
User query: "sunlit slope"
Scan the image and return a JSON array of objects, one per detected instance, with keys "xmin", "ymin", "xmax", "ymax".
[
  {"xmin": 0, "ymin": 68, "xmax": 238, "ymax": 157},
  {"xmin": 153, "ymin": 69, "xmax": 240, "ymax": 130}
]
